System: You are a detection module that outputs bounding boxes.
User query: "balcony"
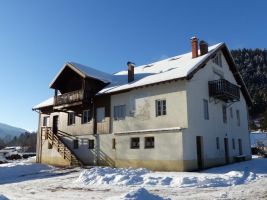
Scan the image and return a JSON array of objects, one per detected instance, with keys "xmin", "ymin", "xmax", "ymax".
[
  {"xmin": 54, "ymin": 89, "xmax": 92, "ymax": 108},
  {"xmin": 208, "ymin": 79, "xmax": 240, "ymax": 102}
]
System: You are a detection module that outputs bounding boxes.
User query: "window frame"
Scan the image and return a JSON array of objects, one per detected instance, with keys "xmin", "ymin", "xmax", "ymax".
[
  {"xmin": 73, "ymin": 139, "xmax": 79, "ymax": 149},
  {"xmin": 82, "ymin": 109, "xmax": 91, "ymax": 124},
  {"xmin": 216, "ymin": 137, "xmax": 220, "ymax": 150},
  {"xmin": 114, "ymin": 105, "xmax": 126, "ymax": 120},
  {"xmin": 130, "ymin": 137, "xmax": 140, "ymax": 149},
  {"xmin": 155, "ymin": 99, "xmax": 167, "ymax": 117},
  {"xmin": 236, "ymin": 109, "xmax": 240, "ymax": 127},
  {"xmin": 112, "ymin": 138, "xmax": 116, "ymax": 149},
  {"xmin": 68, "ymin": 112, "xmax": 76, "ymax": 126},
  {"xmin": 88, "ymin": 139, "xmax": 94, "ymax": 149},
  {"xmin": 232, "ymin": 138, "xmax": 235, "ymax": 150},
  {"xmin": 203, "ymin": 99, "xmax": 209, "ymax": 120},
  {"xmin": 144, "ymin": 137, "xmax": 155, "ymax": 149},
  {"xmin": 43, "ymin": 116, "xmax": 50, "ymax": 127},
  {"xmin": 222, "ymin": 105, "xmax": 227, "ymax": 124}
]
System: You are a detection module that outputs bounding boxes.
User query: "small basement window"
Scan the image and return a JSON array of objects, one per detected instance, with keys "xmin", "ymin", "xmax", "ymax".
[
  {"xmin": 130, "ymin": 137, "xmax": 140, "ymax": 149},
  {"xmin": 73, "ymin": 139, "xmax": 79, "ymax": 149},
  {"xmin": 145, "ymin": 137, "xmax": 154, "ymax": 149},
  {"xmin": 112, "ymin": 138, "xmax": 116, "ymax": 149},
  {"xmin": 88, "ymin": 139, "xmax": 94, "ymax": 149}
]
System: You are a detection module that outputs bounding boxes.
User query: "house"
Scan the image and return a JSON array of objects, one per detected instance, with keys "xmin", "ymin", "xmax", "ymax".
[
  {"xmin": 33, "ymin": 37, "xmax": 252, "ymax": 171},
  {"xmin": 250, "ymin": 130, "xmax": 267, "ymax": 155}
]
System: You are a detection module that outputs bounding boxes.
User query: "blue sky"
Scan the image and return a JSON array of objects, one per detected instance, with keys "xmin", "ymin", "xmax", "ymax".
[{"xmin": 0, "ymin": 0, "xmax": 266, "ymax": 131}]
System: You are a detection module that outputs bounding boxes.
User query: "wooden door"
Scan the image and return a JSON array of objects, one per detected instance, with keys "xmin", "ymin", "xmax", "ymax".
[
  {"xmin": 196, "ymin": 136, "xmax": 204, "ymax": 170},
  {"xmin": 224, "ymin": 138, "xmax": 230, "ymax": 164},
  {"xmin": 52, "ymin": 115, "xmax": 59, "ymax": 134},
  {"xmin": 238, "ymin": 139, "xmax": 243, "ymax": 155}
]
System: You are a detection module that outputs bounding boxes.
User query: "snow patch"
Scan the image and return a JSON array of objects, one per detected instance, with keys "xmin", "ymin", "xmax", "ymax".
[
  {"xmin": 77, "ymin": 160, "xmax": 265, "ymax": 188},
  {"xmin": 123, "ymin": 187, "xmax": 166, "ymax": 200}
]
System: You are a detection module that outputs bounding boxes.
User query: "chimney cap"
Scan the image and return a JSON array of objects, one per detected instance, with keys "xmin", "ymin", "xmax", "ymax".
[
  {"xmin": 190, "ymin": 36, "xmax": 198, "ymax": 41},
  {"xmin": 199, "ymin": 40, "xmax": 208, "ymax": 45},
  {"xmin": 127, "ymin": 61, "xmax": 135, "ymax": 66}
]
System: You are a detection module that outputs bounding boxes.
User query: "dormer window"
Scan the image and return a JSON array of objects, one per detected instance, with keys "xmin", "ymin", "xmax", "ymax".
[{"xmin": 213, "ymin": 53, "xmax": 222, "ymax": 67}]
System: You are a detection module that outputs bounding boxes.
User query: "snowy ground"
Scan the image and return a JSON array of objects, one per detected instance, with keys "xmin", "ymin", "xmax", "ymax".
[{"xmin": 0, "ymin": 157, "xmax": 266, "ymax": 200}]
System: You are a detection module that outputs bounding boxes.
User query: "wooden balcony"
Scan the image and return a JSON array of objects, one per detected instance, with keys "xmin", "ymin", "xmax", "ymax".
[
  {"xmin": 208, "ymin": 79, "xmax": 240, "ymax": 102},
  {"xmin": 54, "ymin": 89, "xmax": 92, "ymax": 108}
]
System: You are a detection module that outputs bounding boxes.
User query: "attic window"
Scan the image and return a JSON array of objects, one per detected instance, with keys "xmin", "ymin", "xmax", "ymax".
[
  {"xmin": 169, "ymin": 57, "xmax": 180, "ymax": 61},
  {"xmin": 212, "ymin": 53, "xmax": 222, "ymax": 67},
  {"xmin": 144, "ymin": 64, "xmax": 153, "ymax": 68}
]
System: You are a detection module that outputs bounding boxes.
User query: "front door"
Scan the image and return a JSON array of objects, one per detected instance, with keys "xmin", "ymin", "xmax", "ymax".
[
  {"xmin": 196, "ymin": 136, "xmax": 204, "ymax": 170},
  {"xmin": 224, "ymin": 138, "xmax": 229, "ymax": 164},
  {"xmin": 52, "ymin": 115, "xmax": 59, "ymax": 134}
]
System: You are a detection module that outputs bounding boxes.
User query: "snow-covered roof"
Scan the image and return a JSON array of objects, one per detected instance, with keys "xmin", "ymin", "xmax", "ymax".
[
  {"xmin": 98, "ymin": 43, "xmax": 223, "ymax": 94},
  {"xmin": 35, "ymin": 42, "xmax": 251, "ymax": 110},
  {"xmin": 50, "ymin": 62, "xmax": 113, "ymax": 88},
  {"xmin": 32, "ymin": 97, "xmax": 54, "ymax": 110}
]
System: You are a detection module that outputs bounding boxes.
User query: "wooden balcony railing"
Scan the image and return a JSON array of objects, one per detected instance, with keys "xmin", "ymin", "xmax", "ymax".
[
  {"xmin": 208, "ymin": 79, "xmax": 240, "ymax": 102},
  {"xmin": 54, "ymin": 89, "xmax": 92, "ymax": 106}
]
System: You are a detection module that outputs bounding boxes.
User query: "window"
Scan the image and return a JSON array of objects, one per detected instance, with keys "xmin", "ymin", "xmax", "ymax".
[
  {"xmin": 43, "ymin": 116, "xmax": 50, "ymax": 127},
  {"xmin": 216, "ymin": 137, "xmax": 220, "ymax": 150},
  {"xmin": 232, "ymin": 138, "xmax": 235, "ymax": 150},
  {"xmin": 114, "ymin": 105, "xmax": 126, "ymax": 120},
  {"xmin": 82, "ymin": 110, "xmax": 91, "ymax": 124},
  {"xmin": 222, "ymin": 105, "xmax": 227, "ymax": 124},
  {"xmin": 238, "ymin": 139, "xmax": 243, "ymax": 155},
  {"xmin": 68, "ymin": 112, "xmax": 75, "ymax": 125},
  {"xmin": 230, "ymin": 107, "xmax": 233, "ymax": 119},
  {"xmin": 73, "ymin": 139, "xmax": 79, "ymax": 149},
  {"xmin": 96, "ymin": 107, "xmax": 105, "ymax": 123},
  {"xmin": 112, "ymin": 138, "xmax": 116, "ymax": 149},
  {"xmin": 88, "ymin": 140, "xmax": 94, "ymax": 149},
  {"xmin": 203, "ymin": 99, "xmax": 209, "ymax": 120},
  {"xmin": 130, "ymin": 137, "xmax": 140, "ymax": 149},
  {"xmin": 236, "ymin": 110, "xmax": 240, "ymax": 126},
  {"xmin": 213, "ymin": 53, "xmax": 222, "ymax": 67},
  {"xmin": 155, "ymin": 99, "xmax": 166, "ymax": 117},
  {"xmin": 145, "ymin": 137, "xmax": 154, "ymax": 149}
]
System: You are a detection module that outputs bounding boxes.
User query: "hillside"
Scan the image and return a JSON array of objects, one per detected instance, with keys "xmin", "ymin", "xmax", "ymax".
[
  {"xmin": 0, "ymin": 122, "xmax": 27, "ymax": 139},
  {"xmin": 231, "ymin": 48, "xmax": 267, "ymax": 118}
]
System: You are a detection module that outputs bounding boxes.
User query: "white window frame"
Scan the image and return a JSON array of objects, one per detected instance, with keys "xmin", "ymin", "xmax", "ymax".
[
  {"xmin": 155, "ymin": 99, "xmax": 166, "ymax": 117},
  {"xmin": 213, "ymin": 53, "xmax": 222, "ymax": 67}
]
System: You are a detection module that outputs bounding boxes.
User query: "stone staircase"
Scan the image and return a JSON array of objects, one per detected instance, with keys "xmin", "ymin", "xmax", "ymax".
[{"xmin": 41, "ymin": 127, "xmax": 83, "ymax": 166}]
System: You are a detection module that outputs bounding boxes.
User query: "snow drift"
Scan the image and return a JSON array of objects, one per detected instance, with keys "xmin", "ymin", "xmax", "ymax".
[{"xmin": 77, "ymin": 158, "xmax": 267, "ymax": 188}]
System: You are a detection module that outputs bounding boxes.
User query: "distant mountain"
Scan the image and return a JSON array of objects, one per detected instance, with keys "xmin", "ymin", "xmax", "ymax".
[{"xmin": 0, "ymin": 122, "xmax": 27, "ymax": 139}]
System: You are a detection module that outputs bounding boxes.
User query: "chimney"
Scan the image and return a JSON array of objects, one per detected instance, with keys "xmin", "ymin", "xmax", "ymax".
[
  {"xmin": 199, "ymin": 40, "xmax": 208, "ymax": 56},
  {"xmin": 191, "ymin": 36, "xmax": 198, "ymax": 58},
  {"xmin": 127, "ymin": 61, "xmax": 135, "ymax": 83}
]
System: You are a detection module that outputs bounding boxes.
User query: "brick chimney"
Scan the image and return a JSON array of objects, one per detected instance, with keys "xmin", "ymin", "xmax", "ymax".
[
  {"xmin": 191, "ymin": 36, "xmax": 198, "ymax": 58},
  {"xmin": 127, "ymin": 61, "xmax": 135, "ymax": 83},
  {"xmin": 199, "ymin": 40, "xmax": 208, "ymax": 56}
]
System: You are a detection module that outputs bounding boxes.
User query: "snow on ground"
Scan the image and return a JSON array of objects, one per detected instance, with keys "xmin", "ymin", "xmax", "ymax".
[{"xmin": 0, "ymin": 156, "xmax": 267, "ymax": 200}]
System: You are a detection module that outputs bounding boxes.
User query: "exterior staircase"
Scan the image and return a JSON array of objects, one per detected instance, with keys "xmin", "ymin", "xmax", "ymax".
[{"xmin": 41, "ymin": 127, "xmax": 83, "ymax": 166}]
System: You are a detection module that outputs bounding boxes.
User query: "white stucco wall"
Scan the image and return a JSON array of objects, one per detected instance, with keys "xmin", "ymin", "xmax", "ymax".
[
  {"xmin": 184, "ymin": 50, "xmax": 251, "ymax": 168},
  {"xmin": 111, "ymin": 80, "xmax": 188, "ymax": 133}
]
